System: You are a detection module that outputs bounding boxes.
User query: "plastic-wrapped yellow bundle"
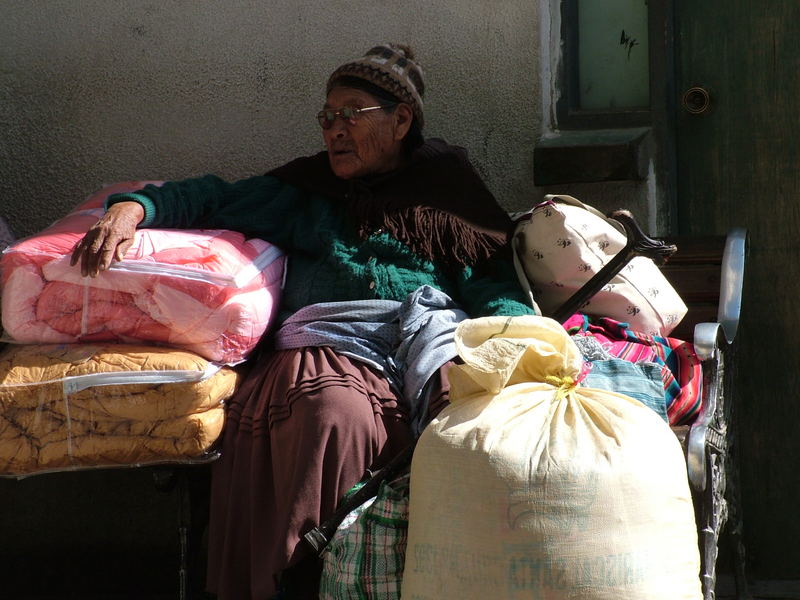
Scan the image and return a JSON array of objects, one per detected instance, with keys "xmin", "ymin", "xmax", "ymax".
[
  {"xmin": 403, "ymin": 316, "xmax": 701, "ymax": 600},
  {"xmin": 0, "ymin": 342, "xmax": 236, "ymax": 476}
]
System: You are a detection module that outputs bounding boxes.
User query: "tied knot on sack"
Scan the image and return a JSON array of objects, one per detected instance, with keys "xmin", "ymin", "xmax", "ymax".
[
  {"xmin": 543, "ymin": 374, "xmax": 577, "ymax": 399},
  {"xmin": 448, "ymin": 315, "xmax": 586, "ymax": 397}
]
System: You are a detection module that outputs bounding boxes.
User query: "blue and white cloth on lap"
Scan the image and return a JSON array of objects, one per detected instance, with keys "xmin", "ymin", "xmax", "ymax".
[{"xmin": 274, "ymin": 285, "xmax": 468, "ymax": 435}]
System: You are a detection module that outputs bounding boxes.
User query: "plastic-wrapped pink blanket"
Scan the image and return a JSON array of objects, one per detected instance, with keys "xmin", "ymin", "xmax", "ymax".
[{"xmin": 0, "ymin": 182, "xmax": 285, "ymax": 364}]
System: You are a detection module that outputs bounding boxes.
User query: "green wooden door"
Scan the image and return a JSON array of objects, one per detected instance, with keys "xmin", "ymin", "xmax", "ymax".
[{"xmin": 675, "ymin": 0, "xmax": 800, "ymax": 580}]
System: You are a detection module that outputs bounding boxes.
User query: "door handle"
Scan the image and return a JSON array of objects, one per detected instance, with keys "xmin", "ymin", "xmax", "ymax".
[{"xmin": 682, "ymin": 86, "xmax": 712, "ymax": 115}]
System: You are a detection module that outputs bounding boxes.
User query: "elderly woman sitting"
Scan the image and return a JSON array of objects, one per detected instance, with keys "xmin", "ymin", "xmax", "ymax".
[{"xmin": 72, "ymin": 44, "xmax": 535, "ymax": 600}]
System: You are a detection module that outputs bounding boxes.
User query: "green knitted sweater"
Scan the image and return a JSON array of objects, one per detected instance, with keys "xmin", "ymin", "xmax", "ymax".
[{"xmin": 109, "ymin": 172, "xmax": 535, "ymax": 324}]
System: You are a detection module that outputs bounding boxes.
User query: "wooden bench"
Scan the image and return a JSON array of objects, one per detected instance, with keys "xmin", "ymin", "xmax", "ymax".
[{"xmin": 0, "ymin": 217, "xmax": 749, "ymax": 600}]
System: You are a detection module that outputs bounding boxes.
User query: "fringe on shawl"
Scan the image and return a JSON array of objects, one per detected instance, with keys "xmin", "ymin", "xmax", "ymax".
[{"xmin": 345, "ymin": 195, "xmax": 510, "ymax": 270}]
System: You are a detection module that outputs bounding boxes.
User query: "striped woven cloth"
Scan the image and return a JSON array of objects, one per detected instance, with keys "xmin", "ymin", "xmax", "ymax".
[{"xmin": 564, "ymin": 314, "xmax": 703, "ymax": 426}]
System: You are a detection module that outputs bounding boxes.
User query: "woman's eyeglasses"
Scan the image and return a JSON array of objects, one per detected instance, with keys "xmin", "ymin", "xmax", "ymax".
[{"xmin": 316, "ymin": 105, "xmax": 394, "ymax": 129}]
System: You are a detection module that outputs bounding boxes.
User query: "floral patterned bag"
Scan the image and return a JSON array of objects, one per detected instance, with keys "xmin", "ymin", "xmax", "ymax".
[{"xmin": 513, "ymin": 195, "xmax": 687, "ymax": 336}]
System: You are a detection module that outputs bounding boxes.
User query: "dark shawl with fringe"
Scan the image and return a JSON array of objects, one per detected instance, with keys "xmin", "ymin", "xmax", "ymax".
[{"xmin": 267, "ymin": 138, "xmax": 513, "ymax": 270}]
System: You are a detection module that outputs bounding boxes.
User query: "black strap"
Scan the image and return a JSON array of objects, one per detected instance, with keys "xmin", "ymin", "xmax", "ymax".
[
  {"xmin": 303, "ymin": 441, "xmax": 417, "ymax": 555},
  {"xmin": 551, "ymin": 210, "xmax": 677, "ymax": 323}
]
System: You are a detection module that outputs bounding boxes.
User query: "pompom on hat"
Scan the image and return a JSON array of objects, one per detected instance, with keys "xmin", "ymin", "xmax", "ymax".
[{"xmin": 326, "ymin": 43, "xmax": 426, "ymax": 127}]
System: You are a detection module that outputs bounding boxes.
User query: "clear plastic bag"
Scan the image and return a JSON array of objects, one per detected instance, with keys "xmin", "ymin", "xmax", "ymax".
[
  {"xmin": 0, "ymin": 181, "xmax": 285, "ymax": 365},
  {"xmin": 0, "ymin": 342, "xmax": 238, "ymax": 477}
]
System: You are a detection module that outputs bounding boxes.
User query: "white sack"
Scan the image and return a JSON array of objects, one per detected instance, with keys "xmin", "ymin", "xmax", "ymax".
[{"xmin": 403, "ymin": 316, "xmax": 701, "ymax": 600}]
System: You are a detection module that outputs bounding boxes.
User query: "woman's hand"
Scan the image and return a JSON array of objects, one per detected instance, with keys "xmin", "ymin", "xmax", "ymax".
[{"xmin": 70, "ymin": 201, "xmax": 145, "ymax": 277}]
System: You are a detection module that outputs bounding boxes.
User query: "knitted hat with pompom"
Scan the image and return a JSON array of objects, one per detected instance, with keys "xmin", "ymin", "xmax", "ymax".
[{"xmin": 326, "ymin": 43, "xmax": 425, "ymax": 127}]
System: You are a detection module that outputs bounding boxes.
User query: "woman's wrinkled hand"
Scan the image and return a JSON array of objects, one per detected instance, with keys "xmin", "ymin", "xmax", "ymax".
[{"xmin": 70, "ymin": 201, "xmax": 145, "ymax": 277}]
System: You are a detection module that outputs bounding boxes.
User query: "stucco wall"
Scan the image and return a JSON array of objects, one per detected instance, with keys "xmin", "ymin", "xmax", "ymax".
[{"xmin": 0, "ymin": 0, "xmax": 541, "ymax": 238}]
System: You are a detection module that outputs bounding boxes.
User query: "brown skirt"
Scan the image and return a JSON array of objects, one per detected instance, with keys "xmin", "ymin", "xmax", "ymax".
[{"xmin": 206, "ymin": 345, "xmax": 451, "ymax": 600}]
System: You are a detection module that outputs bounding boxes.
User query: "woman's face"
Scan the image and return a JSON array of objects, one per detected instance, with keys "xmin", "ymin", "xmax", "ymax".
[{"xmin": 322, "ymin": 87, "xmax": 412, "ymax": 180}]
